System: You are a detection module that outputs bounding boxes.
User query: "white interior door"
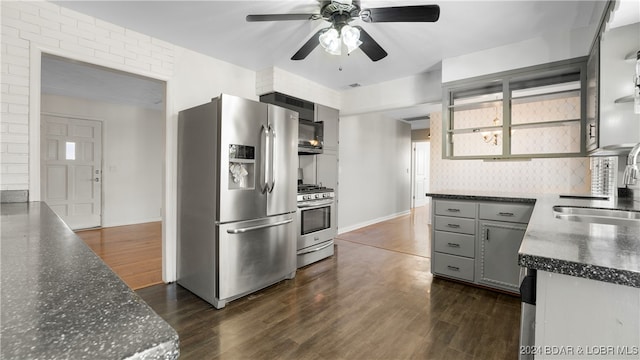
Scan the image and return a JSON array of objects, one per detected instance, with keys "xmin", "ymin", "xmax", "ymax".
[
  {"xmin": 412, "ymin": 142, "xmax": 430, "ymax": 208},
  {"xmin": 41, "ymin": 114, "xmax": 102, "ymax": 230}
]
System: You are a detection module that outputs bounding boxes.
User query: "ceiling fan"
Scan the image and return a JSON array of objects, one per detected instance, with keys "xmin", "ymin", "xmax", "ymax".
[{"xmin": 246, "ymin": 0, "xmax": 440, "ymax": 62}]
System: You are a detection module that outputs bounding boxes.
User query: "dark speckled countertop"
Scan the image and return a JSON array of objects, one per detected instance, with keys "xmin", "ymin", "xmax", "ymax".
[
  {"xmin": 427, "ymin": 190, "xmax": 640, "ymax": 288},
  {"xmin": 1, "ymin": 202, "xmax": 179, "ymax": 359}
]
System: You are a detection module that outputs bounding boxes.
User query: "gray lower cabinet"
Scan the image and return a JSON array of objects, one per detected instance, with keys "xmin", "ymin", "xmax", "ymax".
[
  {"xmin": 431, "ymin": 198, "xmax": 533, "ymax": 294},
  {"xmin": 477, "ymin": 221, "xmax": 527, "ymax": 293},
  {"xmin": 433, "ymin": 253, "xmax": 475, "ymax": 282},
  {"xmin": 432, "ymin": 200, "xmax": 477, "ymax": 283},
  {"xmin": 434, "ymin": 231, "xmax": 475, "ymax": 258}
]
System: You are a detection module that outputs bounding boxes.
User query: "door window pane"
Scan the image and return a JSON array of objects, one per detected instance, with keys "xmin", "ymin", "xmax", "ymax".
[{"xmin": 65, "ymin": 142, "xmax": 76, "ymax": 160}]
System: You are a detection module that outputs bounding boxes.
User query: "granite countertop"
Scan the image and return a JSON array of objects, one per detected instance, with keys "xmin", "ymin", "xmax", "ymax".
[
  {"xmin": 426, "ymin": 190, "xmax": 537, "ymax": 203},
  {"xmin": 427, "ymin": 191, "xmax": 640, "ymax": 288},
  {"xmin": 1, "ymin": 202, "xmax": 179, "ymax": 359}
]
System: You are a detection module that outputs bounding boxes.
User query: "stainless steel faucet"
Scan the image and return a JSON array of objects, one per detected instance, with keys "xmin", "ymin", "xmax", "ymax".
[{"xmin": 623, "ymin": 143, "xmax": 640, "ymax": 185}]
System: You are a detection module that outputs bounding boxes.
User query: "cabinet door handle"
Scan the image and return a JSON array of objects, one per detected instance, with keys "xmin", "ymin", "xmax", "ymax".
[
  {"xmin": 447, "ymin": 208, "xmax": 461, "ymax": 212},
  {"xmin": 486, "ymin": 228, "xmax": 490, "ymax": 241},
  {"xmin": 447, "ymin": 265, "xmax": 460, "ymax": 272},
  {"xmin": 447, "ymin": 242, "xmax": 461, "ymax": 248},
  {"xmin": 498, "ymin": 212, "xmax": 514, "ymax": 217},
  {"xmin": 446, "ymin": 223, "xmax": 460, "ymax": 228}
]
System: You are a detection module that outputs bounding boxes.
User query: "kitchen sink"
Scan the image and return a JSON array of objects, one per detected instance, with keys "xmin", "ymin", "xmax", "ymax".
[{"xmin": 553, "ymin": 206, "xmax": 640, "ymax": 226}]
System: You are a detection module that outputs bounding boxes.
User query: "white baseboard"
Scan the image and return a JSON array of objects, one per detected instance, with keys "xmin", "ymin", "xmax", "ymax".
[
  {"xmin": 338, "ymin": 210, "xmax": 411, "ymax": 234},
  {"xmin": 102, "ymin": 217, "xmax": 162, "ymax": 228}
]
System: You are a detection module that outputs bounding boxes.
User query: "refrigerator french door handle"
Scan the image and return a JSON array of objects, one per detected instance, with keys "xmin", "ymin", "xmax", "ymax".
[
  {"xmin": 268, "ymin": 125, "xmax": 275, "ymax": 193},
  {"xmin": 226, "ymin": 218, "xmax": 293, "ymax": 234},
  {"xmin": 260, "ymin": 125, "xmax": 269, "ymax": 194}
]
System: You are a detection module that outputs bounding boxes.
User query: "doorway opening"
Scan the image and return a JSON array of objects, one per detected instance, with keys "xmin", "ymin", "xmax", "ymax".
[
  {"xmin": 40, "ymin": 53, "xmax": 166, "ymax": 289},
  {"xmin": 411, "ymin": 140, "xmax": 430, "ymax": 209}
]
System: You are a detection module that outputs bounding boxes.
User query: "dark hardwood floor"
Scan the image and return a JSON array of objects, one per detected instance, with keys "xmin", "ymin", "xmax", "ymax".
[{"xmin": 137, "ymin": 206, "xmax": 521, "ymax": 359}]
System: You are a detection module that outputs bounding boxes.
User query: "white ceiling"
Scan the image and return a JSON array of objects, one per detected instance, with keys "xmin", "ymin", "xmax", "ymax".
[
  {"xmin": 52, "ymin": 0, "xmax": 606, "ymax": 92},
  {"xmin": 43, "ymin": 0, "xmax": 624, "ymax": 129}
]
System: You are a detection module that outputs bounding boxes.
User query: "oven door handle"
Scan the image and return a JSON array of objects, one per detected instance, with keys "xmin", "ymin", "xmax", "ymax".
[
  {"xmin": 298, "ymin": 200, "xmax": 334, "ymax": 208},
  {"xmin": 297, "ymin": 241, "xmax": 334, "ymax": 255}
]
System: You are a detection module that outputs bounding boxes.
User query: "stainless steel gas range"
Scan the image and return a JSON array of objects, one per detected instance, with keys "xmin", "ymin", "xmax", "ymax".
[{"xmin": 296, "ymin": 184, "xmax": 336, "ymax": 268}]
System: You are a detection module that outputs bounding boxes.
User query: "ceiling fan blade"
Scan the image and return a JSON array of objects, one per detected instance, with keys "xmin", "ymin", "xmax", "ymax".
[
  {"xmin": 353, "ymin": 26, "xmax": 387, "ymax": 62},
  {"xmin": 291, "ymin": 29, "xmax": 324, "ymax": 60},
  {"xmin": 360, "ymin": 5, "xmax": 440, "ymax": 23},
  {"xmin": 246, "ymin": 14, "xmax": 319, "ymax": 22}
]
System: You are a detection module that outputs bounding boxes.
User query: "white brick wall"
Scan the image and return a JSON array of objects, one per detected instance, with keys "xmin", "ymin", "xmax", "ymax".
[
  {"xmin": 256, "ymin": 67, "xmax": 275, "ymax": 96},
  {"xmin": 0, "ymin": 0, "xmax": 176, "ymax": 190}
]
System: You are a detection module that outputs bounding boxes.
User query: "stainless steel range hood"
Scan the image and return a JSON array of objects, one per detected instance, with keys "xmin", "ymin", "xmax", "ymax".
[
  {"xmin": 260, "ymin": 92, "xmax": 314, "ymax": 122},
  {"xmin": 260, "ymin": 92, "xmax": 324, "ymax": 155}
]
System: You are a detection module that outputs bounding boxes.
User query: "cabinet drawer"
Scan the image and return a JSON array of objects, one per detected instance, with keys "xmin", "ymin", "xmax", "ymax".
[
  {"xmin": 435, "ymin": 216, "xmax": 476, "ymax": 235},
  {"xmin": 479, "ymin": 202, "xmax": 533, "ymax": 223},
  {"xmin": 433, "ymin": 253, "xmax": 474, "ymax": 282},
  {"xmin": 435, "ymin": 200, "xmax": 476, "ymax": 218},
  {"xmin": 434, "ymin": 231, "xmax": 475, "ymax": 258}
]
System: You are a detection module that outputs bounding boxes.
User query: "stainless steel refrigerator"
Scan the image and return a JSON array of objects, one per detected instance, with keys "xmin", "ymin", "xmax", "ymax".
[{"xmin": 177, "ymin": 94, "xmax": 298, "ymax": 309}]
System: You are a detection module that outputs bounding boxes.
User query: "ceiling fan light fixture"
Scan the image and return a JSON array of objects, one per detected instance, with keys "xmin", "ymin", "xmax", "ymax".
[
  {"xmin": 319, "ymin": 28, "xmax": 342, "ymax": 55},
  {"xmin": 248, "ymin": 2, "xmax": 440, "ymax": 62},
  {"xmin": 341, "ymin": 25, "xmax": 362, "ymax": 54}
]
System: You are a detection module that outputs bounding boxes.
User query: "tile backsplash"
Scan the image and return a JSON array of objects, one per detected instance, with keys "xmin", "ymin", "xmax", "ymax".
[{"xmin": 430, "ymin": 111, "xmax": 591, "ymax": 194}]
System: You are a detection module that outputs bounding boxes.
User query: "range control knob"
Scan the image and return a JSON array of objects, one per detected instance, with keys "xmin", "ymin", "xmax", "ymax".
[{"xmin": 314, "ymin": 194, "xmax": 320, "ymax": 199}]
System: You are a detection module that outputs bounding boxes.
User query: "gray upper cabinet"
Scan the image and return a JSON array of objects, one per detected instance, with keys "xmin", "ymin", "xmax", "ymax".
[
  {"xmin": 589, "ymin": 22, "xmax": 640, "ymax": 155},
  {"xmin": 314, "ymin": 104, "xmax": 339, "ymax": 227},
  {"xmin": 585, "ymin": 37, "xmax": 599, "ymax": 153},
  {"xmin": 315, "ymin": 104, "xmax": 339, "ymax": 152},
  {"xmin": 443, "ymin": 58, "xmax": 587, "ymax": 159}
]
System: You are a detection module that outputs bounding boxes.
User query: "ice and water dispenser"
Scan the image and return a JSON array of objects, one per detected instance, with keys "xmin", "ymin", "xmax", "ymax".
[{"xmin": 228, "ymin": 144, "xmax": 255, "ymax": 190}]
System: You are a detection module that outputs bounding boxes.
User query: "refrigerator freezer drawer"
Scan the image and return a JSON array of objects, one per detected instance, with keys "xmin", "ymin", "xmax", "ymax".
[{"xmin": 217, "ymin": 214, "xmax": 296, "ymax": 306}]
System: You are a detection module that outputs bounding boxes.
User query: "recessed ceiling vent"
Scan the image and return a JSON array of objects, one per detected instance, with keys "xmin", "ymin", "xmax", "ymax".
[
  {"xmin": 349, "ymin": 83, "xmax": 361, "ymax": 88},
  {"xmin": 403, "ymin": 115, "xmax": 430, "ymax": 122}
]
